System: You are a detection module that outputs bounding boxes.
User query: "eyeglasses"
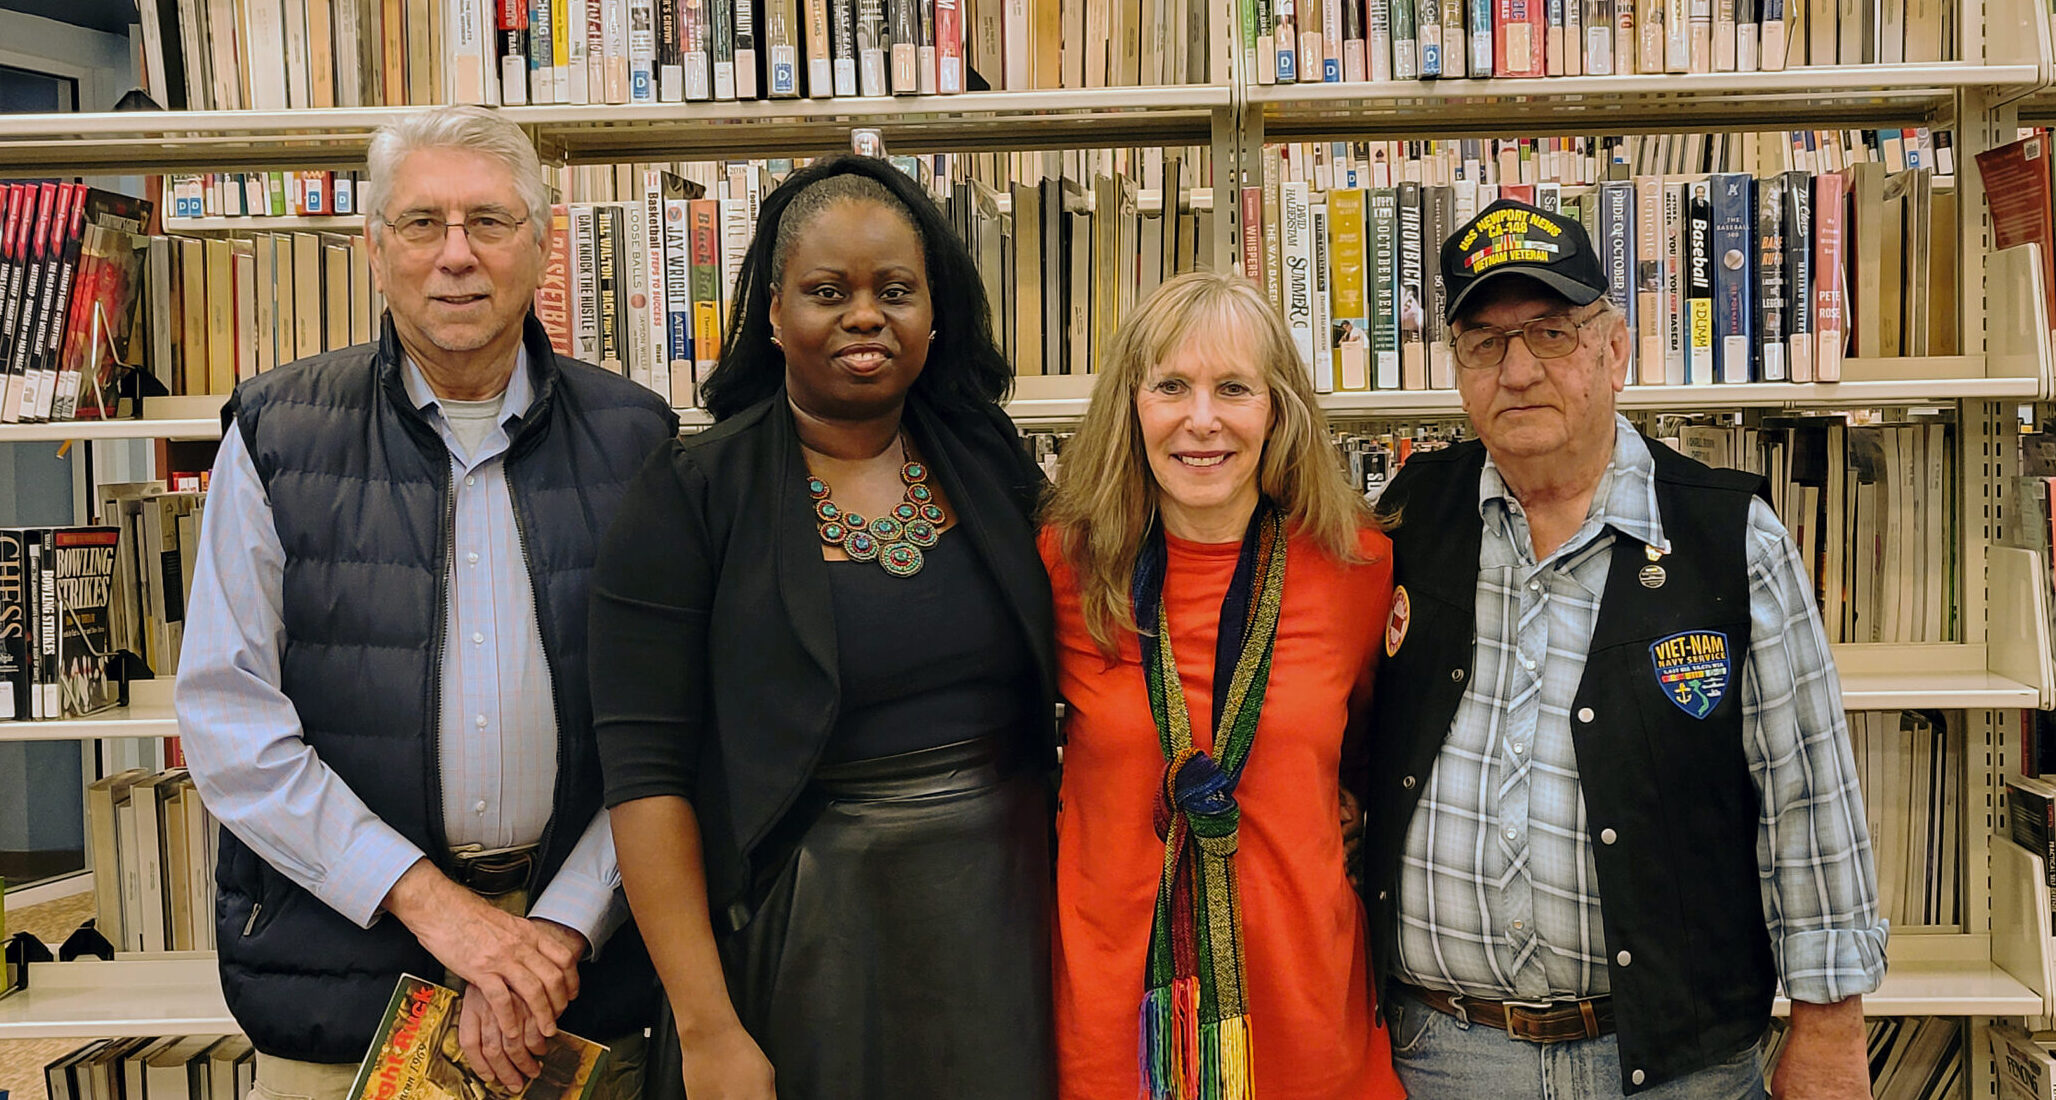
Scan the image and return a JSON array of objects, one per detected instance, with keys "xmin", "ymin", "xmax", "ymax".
[
  {"xmin": 381, "ymin": 211, "xmax": 529, "ymax": 248},
  {"xmin": 1452, "ymin": 311, "xmax": 1601, "ymax": 371}
]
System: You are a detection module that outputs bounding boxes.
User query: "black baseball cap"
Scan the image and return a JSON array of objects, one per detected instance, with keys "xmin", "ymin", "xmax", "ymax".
[{"xmin": 1440, "ymin": 199, "xmax": 1607, "ymax": 323}]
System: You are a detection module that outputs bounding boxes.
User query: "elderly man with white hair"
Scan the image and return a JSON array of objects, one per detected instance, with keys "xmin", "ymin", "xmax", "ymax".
[{"xmin": 177, "ymin": 106, "xmax": 675, "ymax": 1099}]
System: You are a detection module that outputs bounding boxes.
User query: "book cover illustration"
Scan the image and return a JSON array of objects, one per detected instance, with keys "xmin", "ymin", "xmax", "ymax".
[
  {"xmin": 52, "ymin": 525, "xmax": 122, "ymax": 718},
  {"xmin": 346, "ymin": 975, "xmax": 609, "ymax": 1100}
]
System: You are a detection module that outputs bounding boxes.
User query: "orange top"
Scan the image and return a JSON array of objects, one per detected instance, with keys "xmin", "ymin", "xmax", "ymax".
[{"xmin": 1042, "ymin": 524, "xmax": 1404, "ymax": 1100}]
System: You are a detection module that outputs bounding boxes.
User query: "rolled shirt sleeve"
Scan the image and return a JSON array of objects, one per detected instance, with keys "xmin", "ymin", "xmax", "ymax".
[
  {"xmin": 1740, "ymin": 496, "xmax": 1889, "ymax": 1004},
  {"xmin": 174, "ymin": 426, "xmax": 427, "ymax": 929}
]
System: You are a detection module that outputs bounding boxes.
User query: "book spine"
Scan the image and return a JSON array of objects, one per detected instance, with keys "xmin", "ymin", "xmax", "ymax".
[
  {"xmin": 830, "ymin": 0, "xmax": 859, "ymax": 94},
  {"xmin": 689, "ymin": 199, "xmax": 721, "ymax": 386},
  {"xmin": 1783, "ymin": 170, "xmax": 1813, "ymax": 382},
  {"xmin": 735, "ymin": 0, "xmax": 758, "ymax": 95},
  {"xmin": 622, "ymin": 200, "xmax": 655, "ymax": 393},
  {"xmin": 1754, "ymin": 178, "xmax": 1786, "ymax": 381},
  {"xmin": 858, "ymin": 0, "xmax": 888, "ymax": 93},
  {"xmin": 1443, "ymin": 0, "xmax": 1465, "ymax": 74},
  {"xmin": 605, "ymin": 0, "xmax": 630, "ymax": 100},
  {"xmin": 1241, "ymin": 186, "xmax": 1263, "ymax": 282},
  {"xmin": 1812, "ymin": 171, "xmax": 1845, "ymax": 382},
  {"xmin": 1613, "ymin": 0, "xmax": 1633, "ymax": 77},
  {"xmin": 662, "ymin": 198, "xmax": 695, "ymax": 403},
  {"xmin": 1369, "ymin": 187, "xmax": 1398, "ymax": 390},
  {"xmin": 1425, "ymin": 184, "xmax": 1453, "ymax": 387},
  {"xmin": 1417, "ymin": 0, "xmax": 1442, "ymax": 75},
  {"xmin": 1599, "ymin": 179, "xmax": 1634, "ymax": 377},
  {"xmin": 889, "ymin": 0, "xmax": 920, "ymax": 91},
  {"xmin": 538, "ymin": 205, "xmax": 575, "ymax": 354},
  {"xmin": 936, "ymin": 0, "xmax": 962, "ymax": 90},
  {"xmin": 1582, "ymin": 0, "xmax": 1612, "ymax": 71},
  {"xmin": 1276, "ymin": 0, "xmax": 1299, "ymax": 81},
  {"xmin": 532, "ymin": 0, "xmax": 557, "ymax": 101},
  {"xmin": 0, "ymin": 529, "xmax": 24, "ymax": 720},
  {"xmin": 596, "ymin": 206, "xmax": 625, "ymax": 372},
  {"xmin": 766, "ymin": 0, "xmax": 800, "ymax": 93},
  {"xmin": 1342, "ymin": 0, "xmax": 1366, "ymax": 79},
  {"xmin": 1664, "ymin": 0, "xmax": 1688, "ymax": 67},
  {"xmin": 1310, "ymin": 201, "xmax": 1332, "ymax": 389},
  {"xmin": 34, "ymin": 531, "xmax": 57, "ymax": 718},
  {"xmin": 1495, "ymin": 0, "xmax": 1543, "ymax": 73},
  {"xmin": 1634, "ymin": 175, "xmax": 1663, "ymax": 384},
  {"xmin": 1281, "ymin": 181, "xmax": 1314, "ymax": 370},
  {"xmin": 630, "ymin": 0, "xmax": 657, "ymax": 98},
  {"xmin": 1390, "ymin": 0, "xmax": 1416, "ymax": 79},
  {"xmin": 570, "ymin": 205, "xmax": 600, "ymax": 362},
  {"xmin": 1397, "ymin": 182, "xmax": 1425, "ymax": 389},
  {"xmin": 1368, "ymin": 0, "xmax": 1392, "ymax": 79},
  {"xmin": 1662, "ymin": 181, "xmax": 1685, "ymax": 385},
  {"xmin": 1328, "ymin": 189, "xmax": 1368, "ymax": 392},
  {"xmin": 710, "ymin": 0, "xmax": 736, "ymax": 95},
  {"xmin": 805, "ymin": 0, "xmax": 834, "ymax": 93},
  {"xmin": 1637, "ymin": 0, "xmax": 1660, "ymax": 70},
  {"xmin": 1711, "ymin": 172, "xmax": 1754, "ymax": 383},
  {"xmin": 684, "ymin": 0, "xmax": 713, "ymax": 99},
  {"xmin": 1466, "ymin": 0, "xmax": 1493, "ymax": 73},
  {"xmin": 563, "ymin": 0, "xmax": 590, "ymax": 99},
  {"xmin": 642, "ymin": 174, "xmax": 671, "ymax": 397},
  {"xmin": 1687, "ymin": 0, "xmax": 1708, "ymax": 68},
  {"xmin": 1547, "ymin": 0, "xmax": 1567, "ymax": 74}
]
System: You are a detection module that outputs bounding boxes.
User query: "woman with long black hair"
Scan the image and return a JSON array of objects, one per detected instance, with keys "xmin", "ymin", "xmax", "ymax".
[{"xmin": 588, "ymin": 155, "xmax": 1055, "ymax": 1100}]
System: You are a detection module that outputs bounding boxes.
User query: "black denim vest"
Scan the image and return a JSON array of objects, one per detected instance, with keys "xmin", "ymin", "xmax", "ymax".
[{"xmin": 1365, "ymin": 435, "xmax": 1774, "ymax": 1093}]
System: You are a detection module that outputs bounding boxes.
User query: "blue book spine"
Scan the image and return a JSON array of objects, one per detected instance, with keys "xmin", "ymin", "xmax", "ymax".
[
  {"xmin": 1469, "ymin": 0, "xmax": 1494, "ymax": 72},
  {"xmin": 1710, "ymin": 172, "xmax": 1755, "ymax": 384}
]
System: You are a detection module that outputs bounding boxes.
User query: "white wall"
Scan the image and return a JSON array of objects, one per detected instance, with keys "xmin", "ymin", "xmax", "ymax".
[{"xmin": 0, "ymin": 8, "xmax": 135, "ymax": 113}]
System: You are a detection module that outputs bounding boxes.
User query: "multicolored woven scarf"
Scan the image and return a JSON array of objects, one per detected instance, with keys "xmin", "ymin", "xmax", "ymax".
[{"xmin": 1131, "ymin": 501, "xmax": 1288, "ymax": 1100}]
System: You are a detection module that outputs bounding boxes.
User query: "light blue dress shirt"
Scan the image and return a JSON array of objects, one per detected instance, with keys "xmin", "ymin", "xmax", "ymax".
[{"xmin": 176, "ymin": 350, "xmax": 626, "ymax": 950}]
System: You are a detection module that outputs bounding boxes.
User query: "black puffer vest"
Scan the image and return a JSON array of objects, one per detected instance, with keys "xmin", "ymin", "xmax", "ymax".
[
  {"xmin": 214, "ymin": 314, "xmax": 675, "ymax": 1061},
  {"xmin": 1365, "ymin": 435, "xmax": 1775, "ymax": 1093}
]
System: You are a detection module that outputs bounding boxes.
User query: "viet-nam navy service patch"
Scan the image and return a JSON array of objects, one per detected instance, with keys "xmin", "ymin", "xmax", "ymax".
[{"xmin": 1649, "ymin": 630, "xmax": 1731, "ymax": 719}]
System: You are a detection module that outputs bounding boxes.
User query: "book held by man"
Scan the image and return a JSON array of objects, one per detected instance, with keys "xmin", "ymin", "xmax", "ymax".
[{"xmin": 346, "ymin": 975, "xmax": 609, "ymax": 1100}]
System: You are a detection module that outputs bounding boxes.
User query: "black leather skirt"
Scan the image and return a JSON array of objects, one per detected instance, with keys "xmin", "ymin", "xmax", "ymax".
[{"xmin": 659, "ymin": 734, "xmax": 1055, "ymax": 1100}]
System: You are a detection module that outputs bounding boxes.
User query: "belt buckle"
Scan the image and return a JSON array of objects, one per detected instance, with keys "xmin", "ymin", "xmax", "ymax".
[{"xmin": 1500, "ymin": 999, "xmax": 1557, "ymax": 1041}]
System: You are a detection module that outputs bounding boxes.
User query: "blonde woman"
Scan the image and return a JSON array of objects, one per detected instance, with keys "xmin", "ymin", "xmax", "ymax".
[{"xmin": 1040, "ymin": 272, "xmax": 1403, "ymax": 1100}]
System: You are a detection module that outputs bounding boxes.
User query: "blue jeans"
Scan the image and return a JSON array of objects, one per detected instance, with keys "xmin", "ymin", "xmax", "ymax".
[{"xmin": 1388, "ymin": 991, "xmax": 1769, "ymax": 1100}]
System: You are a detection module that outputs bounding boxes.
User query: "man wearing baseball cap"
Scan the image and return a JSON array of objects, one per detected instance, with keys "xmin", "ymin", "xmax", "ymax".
[{"xmin": 1359, "ymin": 200, "xmax": 1884, "ymax": 1098}]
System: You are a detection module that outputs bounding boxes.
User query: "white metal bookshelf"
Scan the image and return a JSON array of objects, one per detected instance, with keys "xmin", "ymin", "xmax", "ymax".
[
  {"xmin": 7, "ymin": 362, "xmax": 2045, "ymax": 442},
  {"xmin": 0, "ymin": 6, "xmax": 2052, "ymax": 1084},
  {"xmin": 0, "ymin": 942, "xmax": 2036, "ymax": 1039}
]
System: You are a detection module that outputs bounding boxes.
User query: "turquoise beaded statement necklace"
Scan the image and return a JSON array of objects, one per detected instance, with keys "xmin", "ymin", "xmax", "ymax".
[{"xmin": 807, "ymin": 438, "xmax": 945, "ymax": 577}]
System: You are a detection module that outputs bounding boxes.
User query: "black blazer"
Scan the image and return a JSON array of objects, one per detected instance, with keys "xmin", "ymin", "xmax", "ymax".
[{"xmin": 589, "ymin": 388, "xmax": 1056, "ymax": 930}]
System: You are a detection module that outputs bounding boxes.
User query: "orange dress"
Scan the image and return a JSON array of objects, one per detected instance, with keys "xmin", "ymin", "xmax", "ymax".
[{"xmin": 1043, "ymin": 524, "xmax": 1405, "ymax": 1100}]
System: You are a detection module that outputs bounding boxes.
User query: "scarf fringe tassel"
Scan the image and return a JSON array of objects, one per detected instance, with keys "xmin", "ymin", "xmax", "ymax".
[{"xmin": 1139, "ymin": 982, "xmax": 1255, "ymax": 1100}]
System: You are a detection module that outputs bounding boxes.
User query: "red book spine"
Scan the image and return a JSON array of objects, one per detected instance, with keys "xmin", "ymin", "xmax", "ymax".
[
  {"xmin": 536, "ymin": 203, "xmax": 575, "ymax": 355},
  {"xmin": 1495, "ymin": 0, "xmax": 1546, "ymax": 74},
  {"xmin": 0, "ymin": 186, "xmax": 20, "ymax": 421},
  {"xmin": 1241, "ymin": 186, "xmax": 1263, "ymax": 283},
  {"xmin": 935, "ymin": 0, "xmax": 962, "ymax": 92},
  {"xmin": 1812, "ymin": 171, "xmax": 1847, "ymax": 383},
  {"xmin": 500, "ymin": 0, "xmax": 533, "ymax": 105}
]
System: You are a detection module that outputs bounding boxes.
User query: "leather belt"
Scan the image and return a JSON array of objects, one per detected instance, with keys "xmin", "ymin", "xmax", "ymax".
[
  {"xmin": 1398, "ymin": 982, "xmax": 1614, "ymax": 1044},
  {"xmin": 448, "ymin": 844, "xmax": 538, "ymax": 898}
]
